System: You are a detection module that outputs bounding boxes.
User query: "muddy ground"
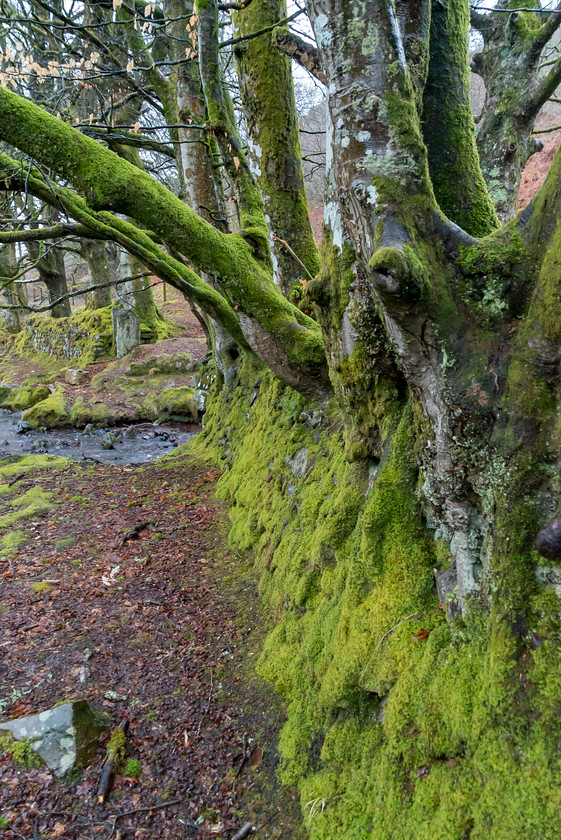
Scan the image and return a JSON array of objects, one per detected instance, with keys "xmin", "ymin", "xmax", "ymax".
[{"xmin": 0, "ymin": 449, "xmax": 304, "ymax": 840}]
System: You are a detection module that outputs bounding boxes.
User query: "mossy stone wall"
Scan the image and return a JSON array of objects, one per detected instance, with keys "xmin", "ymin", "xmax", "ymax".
[{"xmin": 194, "ymin": 358, "xmax": 561, "ymax": 839}]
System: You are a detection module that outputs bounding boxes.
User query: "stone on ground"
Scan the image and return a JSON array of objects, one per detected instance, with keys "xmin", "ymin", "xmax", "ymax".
[
  {"xmin": 112, "ymin": 307, "xmax": 140, "ymax": 359},
  {"xmin": 0, "ymin": 700, "xmax": 106, "ymax": 776}
]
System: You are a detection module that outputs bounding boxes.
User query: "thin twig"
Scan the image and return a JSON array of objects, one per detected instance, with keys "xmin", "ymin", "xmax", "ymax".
[
  {"xmin": 273, "ymin": 236, "xmax": 315, "ymax": 281},
  {"xmin": 106, "ymin": 800, "xmax": 182, "ymax": 840},
  {"xmin": 359, "ymin": 611, "xmax": 424, "ymax": 680}
]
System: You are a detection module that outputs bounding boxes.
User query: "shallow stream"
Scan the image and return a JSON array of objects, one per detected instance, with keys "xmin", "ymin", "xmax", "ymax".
[{"xmin": 0, "ymin": 408, "xmax": 198, "ymax": 464}]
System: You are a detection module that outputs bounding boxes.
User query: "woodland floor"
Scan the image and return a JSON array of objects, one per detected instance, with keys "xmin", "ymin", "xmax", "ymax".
[
  {"xmin": 0, "ymin": 448, "xmax": 304, "ymax": 840},
  {"xmin": 0, "ymin": 286, "xmax": 208, "ymax": 425}
]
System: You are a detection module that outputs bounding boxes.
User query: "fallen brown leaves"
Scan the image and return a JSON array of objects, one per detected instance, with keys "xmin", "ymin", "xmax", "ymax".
[{"xmin": 0, "ymin": 455, "xmax": 295, "ymax": 840}]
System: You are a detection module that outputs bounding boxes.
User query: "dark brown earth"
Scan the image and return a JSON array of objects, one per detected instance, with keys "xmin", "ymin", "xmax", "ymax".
[{"xmin": 0, "ymin": 450, "xmax": 304, "ymax": 839}]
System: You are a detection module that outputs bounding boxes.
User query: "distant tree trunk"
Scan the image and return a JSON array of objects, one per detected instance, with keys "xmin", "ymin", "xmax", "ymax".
[
  {"xmin": 0, "ymin": 242, "xmax": 21, "ymax": 332},
  {"xmin": 80, "ymin": 240, "xmax": 113, "ymax": 309},
  {"xmin": 26, "ymin": 240, "xmax": 71, "ymax": 319},
  {"xmin": 118, "ymin": 250, "xmax": 160, "ymax": 326}
]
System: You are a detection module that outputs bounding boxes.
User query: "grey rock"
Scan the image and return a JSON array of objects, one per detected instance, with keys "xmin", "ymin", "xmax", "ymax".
[
  {"xmin": 0, "ymin": 309, "xmax": 21, "ymax": 335},
  {"xmin": 300, "ymin": 409, "xmax": 325, "ymax": 429},
  {"xmin": 0, "ymin": 700, "xmax": 106, "ymax": 777},
  {"xmin": 121, "ymin": 426, "xmax": 138, "ymax": 440},
  {"xmin": 82, "ymin": 424, "xmax": 95, "ymax": 436},
  {"xmin": 16, "ymin": 421, "xmax": 31, "ymax": 433},
  {"xmin": 112, "ymin": 307, "xmax": 140, "ymax": 358},
  {"xmin": 435, "ymin": 562, "xmax": 460, "ymax": 619},
  {"xmin": 101, "ymin": 431, "xmax": 117, "ymax": 449},
  {"xmin": 65, "ymin": 368, "xmax": 87, "ymax": 386},
  {"xmin": 285, "ymin": 448, "xmax": 308, "ymax": 479},
  {"xmin": 193, "ymin": 388, "xmax": 208, "ymax": 412},
  {"xmin": 535, "ymin": 564, "xmax": 561, "ymax": 597}
]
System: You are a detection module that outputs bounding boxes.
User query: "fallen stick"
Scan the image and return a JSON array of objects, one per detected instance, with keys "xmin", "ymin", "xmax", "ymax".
[
  {"xmin": 97, "ymin": 720, "xmax": 129, "ymax": 805},
  {"xmin": 232, "ymin": 823, "xmax": 253, "ymax": 840},
  {"xmin": 121, "ymin": 521, "xmax": 150, "ymax": 545},
  {"xmin": 106, "ymin": 799, "xmax": 182, "ymax": 840},
  {"xmin": 7, "ymin": 471, "xmax": 25, "ymax": 486}
]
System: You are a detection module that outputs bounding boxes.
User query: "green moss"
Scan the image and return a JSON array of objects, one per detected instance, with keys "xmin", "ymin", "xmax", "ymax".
[
  {"xmin": 69, "ymin": 396, "xmax": 121, "ymax": 427},
  {"xmin": 54, "ymin": 536, "xmax": 77, "ymax": 552},
  {"xmin": 0, "ymin": 485, "xmax": 53, "ymax": 527},
  {"xmin": 106, "ymin": 727, "xmax": 126, "ymax": 769},
  {"xmin": 123, "ymin": 758, "xmax": 142, "ymax": 778},
  {"xmin": 2, "ymin": 384, "xmax": 50, "ymax": 411},
  {"xmin": 193, "ymin": 352, "xmax": 561, "ymax": 839},
  {"xmin": 0, "ymin": 735, "xmax": 42, "ymax": 768},
  {"xmin": 422, "ymin": 0, "xmax": 498, "ymax": 235},
  {"xmin": 30, "ymin": 581, "xmax": 53, "ymax": 593},
  {"xmin": 0, "ymin": 529, "xmax": 28, "ymax": 555},
  {"xmin": 141, "ymin": 386, "xmax": 198, "ymax": 421},
  {"xmin": 13, "ymin": 307, "xmax": 114, "ymax": 364},
  {"xmin": 22, "ymin": 386, "xmax": 67, "ymax": 428}
]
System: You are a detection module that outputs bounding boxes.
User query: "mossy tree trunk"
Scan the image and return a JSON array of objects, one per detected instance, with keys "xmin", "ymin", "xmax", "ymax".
[
  {"xmin": 233, "ymin": 0, "xmax": 320, "ymax": 296},
  {"xmin": 471, "ymin": 0, "xmax": 561, "ymax": 221}
]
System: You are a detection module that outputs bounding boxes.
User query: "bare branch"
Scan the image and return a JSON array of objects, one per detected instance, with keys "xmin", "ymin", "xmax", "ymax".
[{"xmin": 272, "ymin": 27, "xmax": 325, "ymax": 85}]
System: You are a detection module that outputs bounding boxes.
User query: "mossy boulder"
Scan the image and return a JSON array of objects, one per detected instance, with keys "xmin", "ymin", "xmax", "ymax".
[
  {"xmin": 22, "ymin": 386, "xmax": 68, "ymax": 428},
  {"xmin": 0, "ymin": 700, "xmax": 107, "ymax": 776},
  {"xmin": 125, "ymin": 352, "xmax": 197, "ymax": 378},
  {"xmin": 2, "ymin": 384, "xmax": 51, "ymax": 411},
  {"xmin": 69, "ymin": 396, "xmax": 122, "ymax": 427},
  {"xmin": 142, "ymin": 386, "xmax": 198, "ymax": 421}
]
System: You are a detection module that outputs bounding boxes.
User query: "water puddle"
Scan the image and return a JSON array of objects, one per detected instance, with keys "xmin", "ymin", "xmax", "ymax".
[{"xmin": 0, "ymin": 408, "xmax": 199, "ymax": 464}]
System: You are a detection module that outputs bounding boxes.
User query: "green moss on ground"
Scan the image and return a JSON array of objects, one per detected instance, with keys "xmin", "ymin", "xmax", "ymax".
[
  {"xmin": 22, "ymin": 386, "xmax": 68, "ymax": 428},
  {"xmin": 193, "ymin": 356, "xmax": 561, "ymax": 840},
  {"xmin": 0, "ymin": 735, "xmax": 42, "ymax": 768},
  {"xmin": 1, "ymin": 384, "xmax": 50, "ymax": 411},
  {"xmin": 0, "ymin": 530, "xmax": 28, "ymax": 555},
  {"xmin": 0, "ymin": 455, "xmax": 67, "ymax": 539}
]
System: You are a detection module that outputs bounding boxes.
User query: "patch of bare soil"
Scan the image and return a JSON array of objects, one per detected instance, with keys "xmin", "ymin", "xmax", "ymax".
[{"xmin": 0, "ymin": 451, "xmax": 303, "ymax": 840}]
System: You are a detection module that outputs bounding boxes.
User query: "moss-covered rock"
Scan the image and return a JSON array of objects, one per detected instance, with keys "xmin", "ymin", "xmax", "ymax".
[
  {"xmin": 22, "ymin": 386, "xmax": 68, "ymax": 428},
  {"xmin": 69, "ymin": 396, "xmax": 122, "ymax": 427},
  {"xmin": 2, "ymin": 384, "xmax": 51, "ymax": 411},
  {"xmin": 142, "ymin": 386, "xmax": 198, "ymax": 421}
]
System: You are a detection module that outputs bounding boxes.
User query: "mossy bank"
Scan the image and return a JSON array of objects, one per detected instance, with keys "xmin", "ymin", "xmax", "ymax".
[{"xmin": 192, "ymin": 358, "xmax": 561, "ymax": 840}]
